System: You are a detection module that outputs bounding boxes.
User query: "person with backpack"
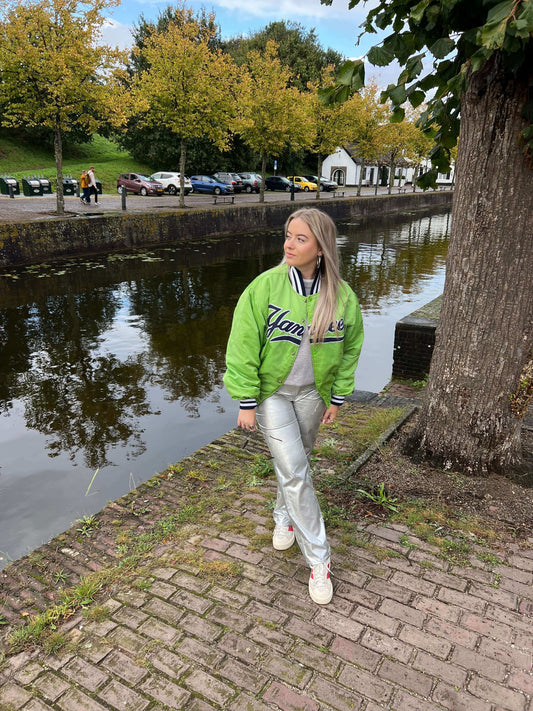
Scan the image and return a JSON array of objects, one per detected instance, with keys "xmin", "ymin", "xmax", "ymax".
[{"xmin": 80, "ymin": 170, "xmax": 90, "ymax": 204}]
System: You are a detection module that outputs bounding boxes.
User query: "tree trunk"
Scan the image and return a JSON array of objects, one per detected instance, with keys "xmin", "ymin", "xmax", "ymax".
[
  {"xmin": 316, "ymin": 155, "xmax": 323, "ymax": 199},
  {"xmin": 388, "ymin": 161, "xmax": 394, "ymax": 194},
  {"xmin": 259, "ymin": 153, "xmax": 267, "ymax": 204},
  {"xmin": 357, "ymin": 158, "xmax": 365, "ymax": 196},
  {"xmin": 179, "ymin": 138, "xmax": 186, "ymax": 209},
  {"xmin": 54, "ymin": 122, "xmax": 65, "ymax": 216},
  {"xmin": 408, "ymin": 52, "xmax": 533, "ymax": 476}
]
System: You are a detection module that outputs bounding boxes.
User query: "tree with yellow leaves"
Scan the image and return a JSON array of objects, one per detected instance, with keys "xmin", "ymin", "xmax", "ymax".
[
  {"xmin": 130, "ymin": 6, "xmax": 240, "ymax": 208},
  {"xmin": 307, "ymin": 68, "xmax": 363, "ymax": 199},
  {"xmin": 0, "ymin": 0, "xmax": 128, "ymax": 214},
  {"xmin": 238, "ymin": 41, "xmax": 313, "ymax": 203}
]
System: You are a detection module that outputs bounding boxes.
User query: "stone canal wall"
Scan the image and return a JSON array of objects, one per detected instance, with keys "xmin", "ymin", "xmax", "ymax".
[
  {"xmin": 0, "ymin": 191, "xmax": 452, "ymax": 267},
  {"xmin": 392, "ymin": 296, "xmax": 442, "ymax": 380}
]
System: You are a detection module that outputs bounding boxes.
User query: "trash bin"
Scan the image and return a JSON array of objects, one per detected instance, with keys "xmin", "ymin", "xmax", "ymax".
[
  {"xmin": 22, "ymin": 177, "xmax": 43, "ymax": 196},
  {"xmin": 62, "ymin": 177, "xmax": 78, "ymax": 195},
  {"xmin": 0, "ymin": 176, "xmax": 20, "ymax": 195},
  {"xmin": 38, "ymin": 177, "xmax": 52, "ymax": 194}
]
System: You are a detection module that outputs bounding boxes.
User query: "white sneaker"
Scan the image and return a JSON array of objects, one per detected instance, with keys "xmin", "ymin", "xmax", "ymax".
[
  {"xmin": 272, "ymin": 525, "xmax": 295, "ymax": 551},
  {"xmin": 309, "ymin": 559, "xmax": 333, "ymax": 605}
]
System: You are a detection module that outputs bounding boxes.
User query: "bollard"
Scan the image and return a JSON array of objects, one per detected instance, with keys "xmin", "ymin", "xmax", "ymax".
[
  {"xmin": 9, "ymin": 184, "xmax": 14, "ymax": 198},
  {"xmin": 121, "ymin": 185, "xmax": 127, "ymax": 210}
]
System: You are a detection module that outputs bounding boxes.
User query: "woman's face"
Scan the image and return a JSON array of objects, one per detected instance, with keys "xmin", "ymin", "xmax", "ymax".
[{"xmin": 284, "ymin": 217, "xmax": 322, "ymax": 279}]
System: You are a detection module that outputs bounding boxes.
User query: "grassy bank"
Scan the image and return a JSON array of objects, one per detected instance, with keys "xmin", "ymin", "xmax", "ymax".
[{"xmin": 0, "ymin": 134, "xmax": 154, "ymax": 194}]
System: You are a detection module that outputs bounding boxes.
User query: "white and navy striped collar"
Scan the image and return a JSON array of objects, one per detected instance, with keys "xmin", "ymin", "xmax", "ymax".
[{"xmin": 288, "ymin": 266, "xmax": 321, "ymax": 296}]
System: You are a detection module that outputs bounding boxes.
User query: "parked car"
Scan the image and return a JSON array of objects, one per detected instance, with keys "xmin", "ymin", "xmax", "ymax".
[
  {"xmin": 117, "ymin": 173, "xmax": 164, "ymax": 196},
  {"xmin": 286, "ymin": 175, "xmax": 317, "ymax": 192},
  {"xmin": 150, "ymin": 171, "xmax": 193, "ymax": 195},
  {"xmin": 239, "ymin": 172, "xmax": 262, "ymax": 193},
  {"xmin": 264, "ymin": 176, "xmax": 302, "ymax": 192},
  {"xmin": 189, "ymin": 175, "xmax": 234, "ymax": 195},
  {"xmin": 213, "ymin": 172, "xmax": 244, "ymax": 193},
  {"xmin": 303, "ymin": 174, "xmax": 338, "ymax": 192},
  {"xmin": 230, "ymin": 173, "xmax": 245, "ymax": 193}
]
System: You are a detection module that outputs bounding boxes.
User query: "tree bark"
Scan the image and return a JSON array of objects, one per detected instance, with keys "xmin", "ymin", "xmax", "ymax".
[
  {"xmin": 408, "ymin": 52, "xmax": 533, "ymax": 476},
  {"xmin": 316, "ymin": 155, "xmax": 323, "ymax": 199},
  {"xmin": 179, "ymin": 138, "xmax": 186, "ymax": 209},
  {"xmin": 54, "ymin": 122, "xmax": 65, "ymax": 216},
  {"xmin": 357, "ymin": 158, "xmax": 365, "ymax": 196},
  {"xmin": 259, "ymin": 153, "xmax": 267, "ymax": 204}
]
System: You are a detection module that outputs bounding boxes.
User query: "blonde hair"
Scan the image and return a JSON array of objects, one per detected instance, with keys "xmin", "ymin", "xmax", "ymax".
[{"xmin": 283, "ymin": 208, "xmax": 346, "ymax": 343}]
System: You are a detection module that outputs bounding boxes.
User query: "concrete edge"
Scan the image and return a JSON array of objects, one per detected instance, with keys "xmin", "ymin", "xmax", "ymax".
[{"xmin": 340, "ymin": 402, "xmax": 419, "ymax": 481}]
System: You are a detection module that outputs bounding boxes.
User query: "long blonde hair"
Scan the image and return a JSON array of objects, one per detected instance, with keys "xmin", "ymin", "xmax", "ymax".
[{"xmin": 283, "ymin": 208, "xmax": 346, "ymax": 343}]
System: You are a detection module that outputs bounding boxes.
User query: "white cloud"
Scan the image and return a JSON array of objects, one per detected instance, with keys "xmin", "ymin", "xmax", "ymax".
[
  {"xmin": 190, "ymin": 0, "xmax": 367, "ymax": 23},
  {"xmin": 100, "ymin": 18, "xmax": 135, "ymax": 50}
]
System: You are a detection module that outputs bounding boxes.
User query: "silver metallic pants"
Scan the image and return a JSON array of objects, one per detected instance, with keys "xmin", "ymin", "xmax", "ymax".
[{"xmin": 256, "ymin": 384, "xmax": 331, "ymax": 567}]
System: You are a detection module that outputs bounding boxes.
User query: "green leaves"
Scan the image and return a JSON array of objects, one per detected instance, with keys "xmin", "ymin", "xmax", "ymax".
[
  {"xmin": 478, "ymin": 0, "xmax": 515, "ymax": 49},
  {"xmin": 318, "ymin": 59, "xmax": 365, "ymax": 104},
  {"xmin": 429, "ymin": 37, "xmax": 455, "ymax": 58},
  {"xmin": 368, "ymin": 43, "xmax": 395, "ymax": 66}
]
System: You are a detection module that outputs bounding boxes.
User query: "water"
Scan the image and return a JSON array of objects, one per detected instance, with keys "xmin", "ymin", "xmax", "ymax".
[{"xmin": 0, "ymin": 209, "xmax": 450, "ymax": 568}]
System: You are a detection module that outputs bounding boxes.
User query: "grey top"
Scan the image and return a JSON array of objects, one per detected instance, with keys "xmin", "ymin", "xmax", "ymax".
[{"xmin": 285, "ymin": 278, "xmax": 315, "ymax": 387}]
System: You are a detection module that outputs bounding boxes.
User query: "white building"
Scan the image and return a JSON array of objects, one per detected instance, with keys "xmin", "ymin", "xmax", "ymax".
[{"xmin": 322, "ymin": 144, "xmax": 454, "ymax": 188}]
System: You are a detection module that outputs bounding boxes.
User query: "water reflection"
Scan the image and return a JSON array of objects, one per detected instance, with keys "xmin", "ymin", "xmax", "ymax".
[{"xmin": 0, "ymin": 211, "xmax": 449, "ymax": 567}]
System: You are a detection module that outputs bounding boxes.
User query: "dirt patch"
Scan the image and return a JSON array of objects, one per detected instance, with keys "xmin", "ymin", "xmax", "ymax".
[{"xmin": 315, "ymin": 402, "xmax": 533, "ymax": 542}]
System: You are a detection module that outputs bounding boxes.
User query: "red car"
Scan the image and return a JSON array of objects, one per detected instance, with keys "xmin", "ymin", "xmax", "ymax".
[{"xmin": 117, "ymin": 173, "xmax": 164, "ymax": 196}]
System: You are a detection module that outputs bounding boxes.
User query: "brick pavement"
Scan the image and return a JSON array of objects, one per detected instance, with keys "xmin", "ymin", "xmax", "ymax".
[{"xmin": 0, "ymin": 397, "xmax": 531, "ymax": 711}]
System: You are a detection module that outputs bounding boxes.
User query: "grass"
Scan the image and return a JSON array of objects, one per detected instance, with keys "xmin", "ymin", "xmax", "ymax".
[
  {"xmin": 0, "ymin": 133, "xmax": 154, "ymax": 194},
  {"xmin": 315, "ymin": 406, "xmax": 407, "ymax": 463}
]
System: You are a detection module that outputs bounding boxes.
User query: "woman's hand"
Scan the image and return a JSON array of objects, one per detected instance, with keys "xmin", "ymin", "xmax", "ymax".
[
  {"xmin": 238, "ymin": 408, "xmax": 257, "ymax": 432},
  {"xmin": 321, "ymin": 404, "xmax": 339, "ymax": 424}
]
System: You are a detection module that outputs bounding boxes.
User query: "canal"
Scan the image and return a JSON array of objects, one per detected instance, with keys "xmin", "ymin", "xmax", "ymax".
[{"xmin": 0, "ymin": 208, "xmax": 450, "ymax": 568}]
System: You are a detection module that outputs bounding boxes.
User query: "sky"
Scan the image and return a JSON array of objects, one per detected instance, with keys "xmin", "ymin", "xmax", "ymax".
[{"xmin": 101, "ymin": 0, "xmax": 401, "ymax": 87}]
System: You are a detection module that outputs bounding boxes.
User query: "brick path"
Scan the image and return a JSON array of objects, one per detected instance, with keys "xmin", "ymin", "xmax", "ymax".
[{"xmin": 0, "ymin": 395, "xmax": 531, "ymax": 711}]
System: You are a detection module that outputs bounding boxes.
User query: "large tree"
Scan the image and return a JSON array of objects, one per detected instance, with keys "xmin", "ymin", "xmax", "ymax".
[
  {"xmin": 222, "ymin": 20, "xmax": 343, "ymax": 91},
  {"xmin": 0, "ymin": 0, "xmax": 127, "ymax": 215},
  {"xmin": 130, "ymin": 6, "xmax": 240, "ymax": 207},
  {"xmin": 321, "ymin": 0, "xmax": 533, "ymax": 475},
  {"xmin": 308, "ymin": 69, "xmax": 365, "ymax": 198},
  {"xmin": 238, "ymin": 41, "xmax": 313, "ymax": 203}
]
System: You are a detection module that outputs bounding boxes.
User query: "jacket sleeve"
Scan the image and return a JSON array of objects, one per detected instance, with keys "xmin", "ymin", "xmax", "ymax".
[
  {"xmin": 223, "ymin": 283, "xmax": 267, "ymax": 406},
  {"xmin": 331, "ymin": 287, "xmax": 364, "ymax": 399}
]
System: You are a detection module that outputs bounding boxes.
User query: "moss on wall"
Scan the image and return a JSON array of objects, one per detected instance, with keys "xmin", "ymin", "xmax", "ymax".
[{"xmin": 0, "ymin": 192, "xmax": 452, "ymax": 268}]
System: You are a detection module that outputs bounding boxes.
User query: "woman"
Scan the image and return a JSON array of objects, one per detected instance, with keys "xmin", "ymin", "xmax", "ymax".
[
  {"xmin": 224, "ymin": 208, "xmax": 364, "ymax": 605},
  {"xmin": 80, "ymin": 170, "xmax": 91, "ymax": 205}
]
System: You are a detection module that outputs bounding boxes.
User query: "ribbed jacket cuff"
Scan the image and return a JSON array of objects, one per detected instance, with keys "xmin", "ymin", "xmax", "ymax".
[
  {"xmin": 239, "ymin": 399, "xmax": 257, "ymax": 410},
  {"xmin": 331, "ymin": 395, "xmax": 345, "ymax": 407}
]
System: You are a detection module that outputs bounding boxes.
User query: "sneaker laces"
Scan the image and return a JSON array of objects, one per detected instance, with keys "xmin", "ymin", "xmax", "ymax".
[{"xmin": 311, "ymin": 562, "xmax": 330, "ymax": 588}]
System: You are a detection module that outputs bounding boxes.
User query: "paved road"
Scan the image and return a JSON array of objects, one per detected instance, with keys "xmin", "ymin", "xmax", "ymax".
[
  {"xmin": 0, "ymin": 186, "xmax": 413, "ymax": 224},
  {"xmin": 0, "ymin": 393, "xmax": 531, "ymax": 711}
]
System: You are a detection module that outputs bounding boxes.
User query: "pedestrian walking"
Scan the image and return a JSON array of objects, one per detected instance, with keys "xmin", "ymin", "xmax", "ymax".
[
  {"xmin": 224, "ymin": 208, "xmax": 364, "ymax": 605},
  {"xmin": 80, "ymin": 170, "xmax": 91, "ymax": 204},
  {"xmin": 88, "ymin": 165, "xmax": 98, "ymax": 204}
]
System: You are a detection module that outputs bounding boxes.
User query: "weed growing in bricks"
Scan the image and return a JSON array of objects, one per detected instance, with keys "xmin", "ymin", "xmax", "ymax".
[
  {"xmin": 53, "ymin": 569, "xmax": 68, "ymax": 585},
  {"xmin": 355, "ymin": 482, "xmax": 399, "ymax": 513},
  {"xmin": 76, "ymin": 514, "xmax": 99, "ymax": 538},
  {"xmin": 476, "ymin": 551, "xmax": 505, "ymax": 567},
  {"xmin": 392, "ymin": 500, "xmax": 499, "ymax": 566},
  {"xmin": 82, "ymin": 605, "xmax": 112, "ymax": 623},
  {"xmin": 399, "ymin": 534, "xmax": 417, "ymax": 549},
  {"xmin": 249, "ymin": 454, "xmax": 274, "ymax": 478},
  {"xmin": 42, "ymin": 631, "xmax": 68, "ymax": 655}
]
